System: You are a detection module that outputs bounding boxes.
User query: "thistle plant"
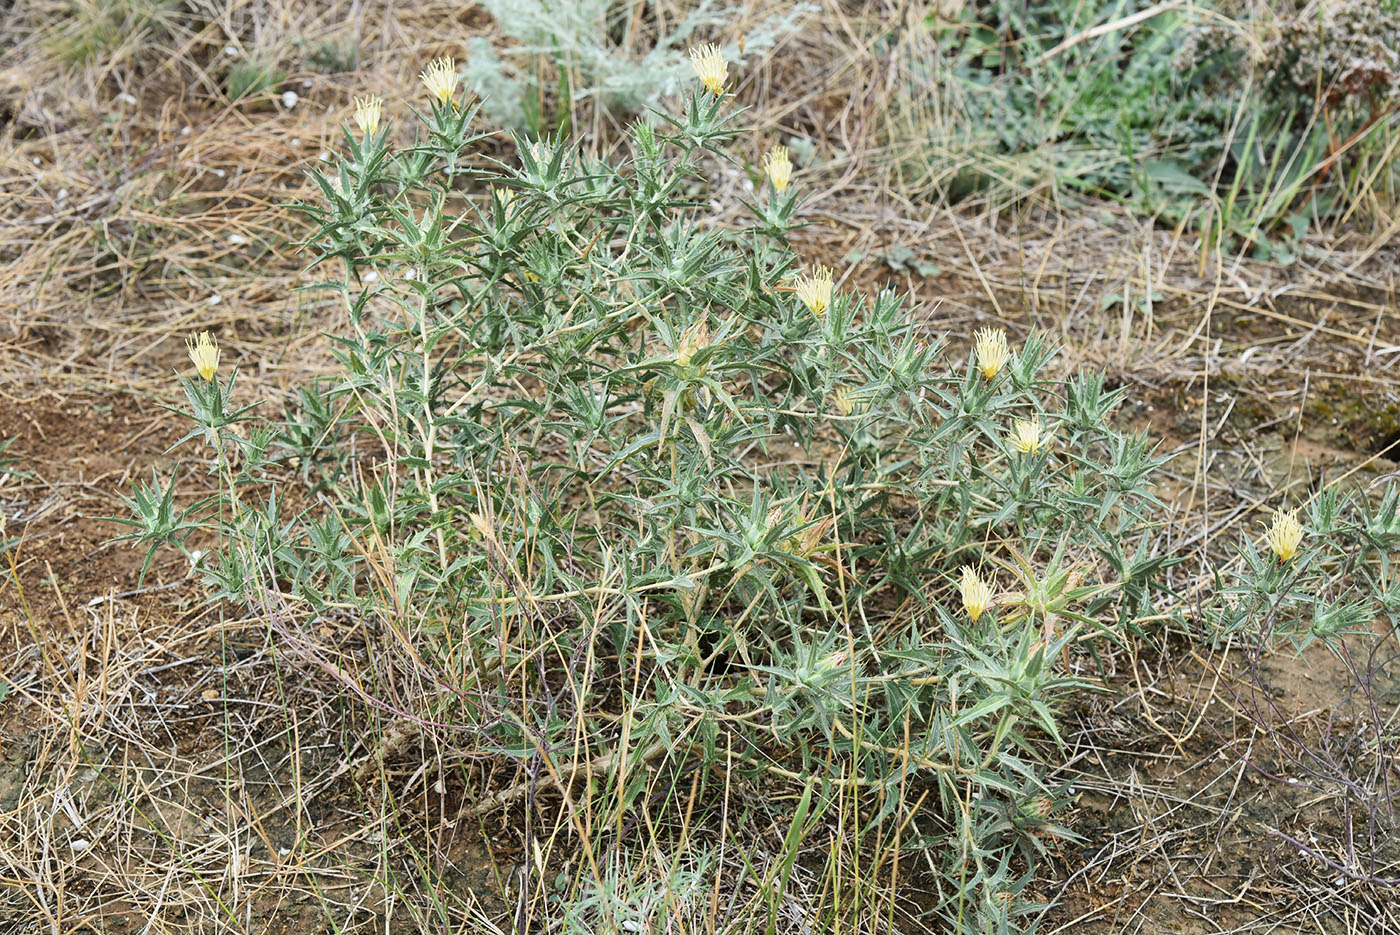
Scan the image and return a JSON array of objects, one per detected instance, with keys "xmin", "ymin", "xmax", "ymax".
[
  {"xmin": 461, "ymin": 0, "xmax": 810, "ymax": 134},
  {"xmin": 1209, "ymin": 489, "xmax": 1400, "ymax": 654},
  {"xmin": 122, "ymin": 52, "xmax": 1184, "ymax": 931},
  {"xmin": 1196, "ymin": 484, "xmax": 1400, "ymax": 885}
]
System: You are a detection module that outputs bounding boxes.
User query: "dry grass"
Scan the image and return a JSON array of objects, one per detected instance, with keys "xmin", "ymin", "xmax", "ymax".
[{"xmin": 2, "ymin": 0, "xmax": 1400, "ymax": 932}]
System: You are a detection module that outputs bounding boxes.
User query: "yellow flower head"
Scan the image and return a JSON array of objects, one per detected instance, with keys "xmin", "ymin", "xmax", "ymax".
[
  {"xmin": 492, "ymin": 186, "xmax": 516, "ymax": 209},
  {"xmin": 763, "ymin": 145, "xmax": 792, "ymax": 192},
  {"xmin": 353, "ymin": 95, "xmax": 382, "ymax": 136},
  {"xmin": 420, "ymin": 57, "xmax": 458, "ymax": 107},
  {"xmin": 974, "ymin": 326, "xmax": 1009, "ymax": 380},
  {"xmin": 688, "ymin": 44, "xmax": 728, "ymax": 96},
  {"xmin": 1008, "ymin": 418, "xmax": 1053, "ymax": 455},
  {"xmin": 186, "ymin": 331, "xmax": 220, "ymax": 382},
  {"xmin": 960, "ymin": 567, "xmax": 993, "ymax": 621},
  {"xmin": 795, "ymin": 265, "xmax": 835, "ymax": 318},
  {"xmin": 1264, "ymin": 508, "xmax": 1304, "ymax": 562}
]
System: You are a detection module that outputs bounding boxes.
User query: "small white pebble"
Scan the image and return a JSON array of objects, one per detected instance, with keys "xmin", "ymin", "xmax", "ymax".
[
  {"xmin": 181, "ymin": 126, "xmax": 191, "ymax": 136},
  {"xmin": 318, "ymin": 151, "xmax": 331, "ymax": 162},
  {"xmin": 281, "ymin": 90, "xmax": 299, "ymax": 110},
  {"xmin": 208, "ymin": 295, "xmax": 223, "ymax": 306},
  {"xmin": 56, "ymin": 188, "xmax": 69, "ymax": 201},
  {"xmin": 189, "ymin": 549, "xmax": 205, "ymax": 571},
  {"xmin": 228, "ymin": 234, "xmax": 247, "ymax": 245},
  {"xmin": 364, "ymin": 270, "xmax": 379, "ymax": 283},
  {"xmin": 212, "ymin": 168, "xmax": 226, "ymax": 178},
  {"xmin": 224, "ymin": 44, "xmax": 239, "ymax": 56},
  {"xmin": 279, "ymin": 846, "xmax": 292, "ymax": 856},
  {"xmin": 291, "ymin": 137, "xmax": 301, "ymax": 146},
  {"xmin": 33, "ymin": 156, "xmax": 41, "ymax": 165},
  {"xmin": 117, "ymin": 93, "xmax": 137, "ymax": 106},
  {"xmin": 71, "ymin": 838, "xmax": 91, "ymax": 853},
  {"xmin": 403, "ymin": 269, "xmax": 417, "ymax": 281}
]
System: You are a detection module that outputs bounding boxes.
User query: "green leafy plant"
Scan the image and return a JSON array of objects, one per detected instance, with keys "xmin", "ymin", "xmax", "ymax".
[
  {"xmin": 1195, "ymin": 484, "xmax": 1400, "ymax": 887},
  {"xmin": 225, "ymin": 58, "xmax": 285, "ymax": 101},
  {"xmin": 0, "ymin": 437, "xmax": 22, "ymax": 553},
  {"xmin": 125, "ymin": 60, "xmax": 1182, "ymax": 931},
  {"xmin": 1209, "ymin": 488, "xmax": 1400, "ymax": 653},
  {"xmin": 890, "ymin": 0, "xmax": 1400, "ymax": 256},
  {"xmin": 48, "ymin": 0, "xmax": 179, "ymax": 66}
]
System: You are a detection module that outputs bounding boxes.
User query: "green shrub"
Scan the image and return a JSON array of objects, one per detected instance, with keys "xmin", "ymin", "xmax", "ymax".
[
  {"xmin": 126, "ymin": 59, "xmax": 1180, "ymax": 931},
  {"xmin": 1209, "ymin": 490, "xmax": 1400, "ymax": 653},
  {"xmin": 1196, "ymin": 484, "xmax": 1400, "ymax": 881},
  {"xmin": 893, "ymin": 0, "xmax": 1400, "ymax": 256}
]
